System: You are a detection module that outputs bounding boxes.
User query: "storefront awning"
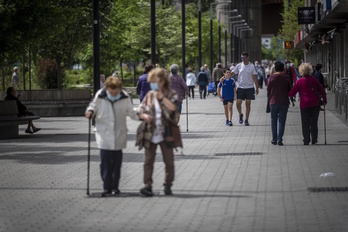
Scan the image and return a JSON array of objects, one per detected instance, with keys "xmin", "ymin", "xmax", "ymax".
[{"xmin": 295, "ymin": 0, "xmax": 348, "ymax": 48}]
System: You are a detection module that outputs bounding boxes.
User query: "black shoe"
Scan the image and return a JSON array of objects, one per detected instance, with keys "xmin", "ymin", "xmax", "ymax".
[
  {"xmin": 271, "ymin": 141, "xmax": 277, "ymax": 145},
  {"xmin": 239, "ymin": 114, "xmax": 244, "ymax": 124},
  {"xmin": 164, "ymin": 185, "xmax": 172, "ymax": 195},
  {"xmin": 140, "ymin": 186, "xmax": 153, "ymax": 197},
  {"xmin": 112, "ymin": 189, "xmax": 121, "ymax": 195},
  {"xmin": 25, "ymin": 129, "xmax": 33, "ymax": 134},
  {"xmin": 245, "ymin": 120, "xmax": 250, "ymax": 126},
  {"xmin": 278, "ymin": 142, "xmax": 284, "ymax": 146},
  {"xmin": 304, "ymin": 143, "xmax": 309, "ymax": 145},
  {"xmin": 101, "ymin": 190, "xmax": 112, "ymax": 197},
  {"xmin": 312, "ymin": 140, "xmax": 318, "ymax": 145}
]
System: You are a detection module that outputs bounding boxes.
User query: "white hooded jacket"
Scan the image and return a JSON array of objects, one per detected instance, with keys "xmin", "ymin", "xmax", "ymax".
[{"xmin": 86, "ymin": 89, "xmax": 139, "ymax": 150}]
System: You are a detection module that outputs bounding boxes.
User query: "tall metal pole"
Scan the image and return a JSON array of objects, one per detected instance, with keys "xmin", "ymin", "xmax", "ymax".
[
  {"xmin": 230, "ymin": 32, "xmax": 233, "ymax": 64},
  {"xmin": 218, "ymin": 24, "xmax": 221, "ymax": 63},
  {"xmin": 198, "ymin": 0, "xmax": 202, "ymax": 70},
  {"xmin": 225, "ymin": 30, "xmax": 227, "ymax": 68},
  {"xmin": 210, "ymin": 5, "xmax": 213, "ymax": 72},
  {"xmin": 22, "ymin": 53, "xmax": 25, "ymax": 90},
  {"xmin": 151, "ymin": 0, "xmax": 156, "ymax": 65},
  {"xmin": 182, "ymin": 0, "xmax": 185, "ymax": 78},
  {"xmin": 93, "ymin": 0, "xmax": 100, "ymax": 94}
]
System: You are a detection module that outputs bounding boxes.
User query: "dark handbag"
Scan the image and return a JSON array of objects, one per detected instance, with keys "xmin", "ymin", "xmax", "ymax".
[
  {"xmin": 164, "ymin": 123, "xmax": 183, "ymax": 149},
  {"xmin": 266, "ymin": 98, "xmax": 270, "ymax": 113}
]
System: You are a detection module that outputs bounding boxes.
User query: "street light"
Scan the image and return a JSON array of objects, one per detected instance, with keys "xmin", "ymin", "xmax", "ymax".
[
  {"xmin": 235, "ymin": 25, "xmax": 250, "ymax": 57},
  {"xmin": 232, "ymin": 23, "xmax": 248, "ymax": 61},
  {"xmin": 210, "ymin": 0, "xmax": 232, "ymax": 71},
  {"xmin": 198, "ymin": 0, "xmax": 202, "ymax": 70},
  {"xmin": 218, "ymin": 10, "xmax": 238, "ymax": 63}
]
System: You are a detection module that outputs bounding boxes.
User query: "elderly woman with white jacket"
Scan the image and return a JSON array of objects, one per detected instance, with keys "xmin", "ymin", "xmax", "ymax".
[{"xmin": 85, "ymin": 76, "xmax": 138, "ymax": 196}]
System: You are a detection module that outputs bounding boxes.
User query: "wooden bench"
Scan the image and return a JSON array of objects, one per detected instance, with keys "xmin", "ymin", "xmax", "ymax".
[{"xmin": 0, "ymin": 100, "xmax": 40, "ymax": 139}]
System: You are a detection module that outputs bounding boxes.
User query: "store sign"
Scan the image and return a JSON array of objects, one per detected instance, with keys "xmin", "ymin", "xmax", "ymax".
[
  {"xmin": 298, "ymin": 7, "xmax": 315, "ymax": 24},
  {"xmin": 283, "ymin": 41, "xmax": 294, "ymax": 49}
]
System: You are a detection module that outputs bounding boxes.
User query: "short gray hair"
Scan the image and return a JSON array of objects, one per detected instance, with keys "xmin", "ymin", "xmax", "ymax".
[{"xmin": 170, "ymin": 64, "xmax": 179, "ymax": 75}]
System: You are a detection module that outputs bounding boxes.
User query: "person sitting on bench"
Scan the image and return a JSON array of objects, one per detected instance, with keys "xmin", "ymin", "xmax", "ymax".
[{"xmin": 5, "ymin": 87, "xmax": 41, "ymax": 134}]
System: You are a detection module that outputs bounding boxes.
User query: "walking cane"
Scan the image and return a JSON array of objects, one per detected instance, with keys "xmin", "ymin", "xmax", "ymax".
[
  {"xmin": 324, "ymin": 104, "xmax": 327, "ymax": 145},
  {"xmin": 186, "ymin": 92, "xmax": 189, "ymax": 132},
  {"xmin": 87, "ymin": 118, "xmax": 91, "ymax": 195}
]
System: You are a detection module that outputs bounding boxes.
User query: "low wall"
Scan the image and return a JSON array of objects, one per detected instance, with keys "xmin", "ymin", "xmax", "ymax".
[
  {"xmin": 0, "ymin": 89, "xmax": 92, "ymax": 117},
  {"xmin": 0, "ymin": 88, "xmax": 138, "ymax": 117}
]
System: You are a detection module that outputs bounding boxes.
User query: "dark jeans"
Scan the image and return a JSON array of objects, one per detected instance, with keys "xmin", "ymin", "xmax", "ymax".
[
  {"xmin": 300, "ymin": 106, "xmax": 320, "ymax": 144},
  {"xmin": 100, "ymin": 149, "xmax": 123, "ymax": 191},
  {"xmin": 199, "ymin": 85, "xmax": 206, "ymax": 99},
  {"xmin": 188, "ymin": 86, "xmax": 195, "ymax": 99},
  {"xmin": 270, "ymin": 104, "xmax": 288, "ymax": 143}
]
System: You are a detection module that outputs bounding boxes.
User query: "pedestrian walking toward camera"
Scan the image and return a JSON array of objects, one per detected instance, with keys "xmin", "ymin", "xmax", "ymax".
[
  {"xmin": 12, "ymin": 67, "xmax": 20, "ymax": 90},
  {"xmin": 169, "ymin": 64, "xmax": 188, "ymax": 122},
  {"xmin": 267, "ymin": 61, "xmax": 291, "ymax": 146},
  {"xmin": 186, "ymin": 68, "xmax": 196, "ymax": 99},
  {"xmin": 288, "ymin": 63, "xmax": 327, "ymax": 145},
  {"xmin": 217, "ymin": 69, "xmax": 236, "ymax": 126},
  {"xmin": 137, "ymin": 64, "xmax": 154, "ymax": 102},
  {"xmin": 212, "ymin": 63, "xmax": 224, "ymax": 94},
  {"xmin": 197, "ymin": 67, "xmax": 209, "ymax": 99},
  {"xmin": 136, "ymin": 68, "xmax": 180, "ymax": 196},
  {"xmin": 100, "ymin": 74, "xmax": 105, "ymax": 89},
  {"xmin": 85, "ymin": 76, "xmax": 139, "ymax": 197},
  {"xmin": 222, "ymin": 51, "xmax": 259, "ymax": 126}
]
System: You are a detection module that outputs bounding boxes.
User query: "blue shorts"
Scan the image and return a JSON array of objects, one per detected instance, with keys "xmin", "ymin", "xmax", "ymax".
[{"xmin": 177, "ymin": 102, "xmax": 182, "ymax": 114}]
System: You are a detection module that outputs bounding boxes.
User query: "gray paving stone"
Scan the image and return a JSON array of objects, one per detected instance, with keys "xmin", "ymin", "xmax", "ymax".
[{"xmin": 0, "ymin": 89, "xmax": 347, "ymax": 231}]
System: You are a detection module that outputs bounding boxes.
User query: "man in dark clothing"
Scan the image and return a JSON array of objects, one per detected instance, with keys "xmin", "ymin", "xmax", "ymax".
[
  {"xmin": 212, "ymin": 63, "xmax": 224, "ymax": 94},
  {"xmin": 197, "ymin": 67, "xmax": 209, "ymax": 99},
  {"xmin": 283, "ymin": 60, "xmax": 296, "ymax": 107},
  {"xmin": 313, "ymin": 64, "xmax": 326, "ymax": 89},
  {"xmin": 267, "ymin": 61, "xmax": 291, "ymax": 146}
]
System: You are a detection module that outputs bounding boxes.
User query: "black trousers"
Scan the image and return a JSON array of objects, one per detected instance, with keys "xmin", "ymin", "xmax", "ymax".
[
  {"xmin": 300, "ymin": 106, "xmax": 320, "ymax": 144},
  {"xmin": 199, "ymin": 85, "xmax": 206, "ymax": 98},
  {"xmin": 188, "ymin": 86, "xmax": 195, "ymax": 98},
  {"xmin": 100, "ymin": 149, "xmax": 123, "ymax": 191}
]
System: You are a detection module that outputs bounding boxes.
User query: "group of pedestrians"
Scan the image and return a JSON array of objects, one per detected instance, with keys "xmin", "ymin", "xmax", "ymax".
[
  {"xmin": 267, "ymin": 62, "xmax": 327, "ymax": 146},
  {"xmin": 87, "ymin": 66, "xmax": 186, "ymax": 197}
]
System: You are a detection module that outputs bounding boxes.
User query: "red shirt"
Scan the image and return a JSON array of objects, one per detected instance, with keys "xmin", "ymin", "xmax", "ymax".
[
  {"xmin": 267, "ymin": 73, "xmax": 291, "ymax": 105},
  {"xmin": 288, "ymin": 75, "xmax": 327, "ymax": 108}
]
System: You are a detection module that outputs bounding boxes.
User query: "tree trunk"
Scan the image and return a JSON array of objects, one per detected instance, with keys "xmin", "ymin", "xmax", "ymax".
[
  {"xmin": 29, "ymin": 49, "xmax": 31, "ymax": 91},
  {"xmin": 22, "ymin": 53, "xmax": 26, "ymax": 90},
  {"xmin": 56, "ymin": 58, "xmax": 63, "ymax": 90},
  {"xmin": 1, "ymin": 66, "xmax": 5, "ymax": 91},
  {"xmin": 120, "ymin": 59, "xmax": 124, "ymax": 83},
  {"xmin": 133, "ymin": 62, "xmax": 136, "ymax": 87}
]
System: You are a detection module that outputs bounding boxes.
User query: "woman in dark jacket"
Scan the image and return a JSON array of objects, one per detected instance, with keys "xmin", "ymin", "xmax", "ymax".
[{"xmin": 5, "ymin": 87, "xmax": 41, "ymax": 134}]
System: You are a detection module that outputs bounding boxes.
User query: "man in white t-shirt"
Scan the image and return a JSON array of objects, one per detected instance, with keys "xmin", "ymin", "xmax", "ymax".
[{"xmin": 221, "ymin": 52, "xmax": 259, "ymax": 126}]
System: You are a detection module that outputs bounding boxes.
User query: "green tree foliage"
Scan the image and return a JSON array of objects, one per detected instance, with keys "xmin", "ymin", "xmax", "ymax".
[{"xmin": 279, "ymin": 0, "xmax": 304, "ymax": 65}]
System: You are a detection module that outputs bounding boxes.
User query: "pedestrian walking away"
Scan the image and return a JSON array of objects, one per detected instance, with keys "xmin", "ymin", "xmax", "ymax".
[
  {"xmin": 284, "ymin": 60, "xmax": 296, "ymax": 107},
  {"xmin": 136, "ymin": 68, "xmax": 180, "ymax": 197},
  {"xmin": 169, "ymin": 64, "xmax": 188, "ymax": 123},
  {"xmin": 137, "ymin": 64, "xmax": 155, "ymax": 102},
  {"xmin": 197, "ymin": 67, "xmax": 209, "ymax": 99},
  {"xmin": 267, "ymin": 61, "xmax": 291, "ymax": 146},
  {"xmin": 288, "ymin": 63, "xmax": 327, "ymax": 145},
  {"xmin": 222, "ymin": 51, "xmax": 259, "ymax": 126},
  {"xmin": 12, "ymin": 67, "xmax": 20, "ymax": 90},
  {"xmin": 85, "ymin": 76, "xmax": 139, "ymax": 197},
  {"xmin": 217, "ymin": 69, "xmax": 236, "ymax": 126},
  {"xmin": 185, "ymin": 68, "xmax": 196, "ymax": 99}
]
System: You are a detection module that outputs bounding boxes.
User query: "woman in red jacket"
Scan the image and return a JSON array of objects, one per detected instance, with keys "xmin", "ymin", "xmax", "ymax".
[{"xmin": 288, "ymin": 63, "xmax": 327, "ymax": 145}]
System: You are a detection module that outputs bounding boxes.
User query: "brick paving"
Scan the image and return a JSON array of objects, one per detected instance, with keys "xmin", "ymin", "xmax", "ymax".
[{"xmin": 0, "ymin": 89, "xmax": 347, "ymax": 232}]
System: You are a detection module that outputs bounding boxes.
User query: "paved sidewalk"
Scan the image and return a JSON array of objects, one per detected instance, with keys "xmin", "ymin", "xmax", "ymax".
[{"xmin": 0, "ymin": 89, "xmax": 347, "ymax": 232}]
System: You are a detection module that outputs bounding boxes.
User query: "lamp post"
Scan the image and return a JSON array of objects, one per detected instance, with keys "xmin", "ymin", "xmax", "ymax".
[
  {"xmin": 218, "ymin": 10, "xmax": 237, "ymax": 63},
  {"xmin": 198, "ymin": 0, "xmax": 202, "ymax": 70},
  {"xmin": 231, "ymin": 22, "xmax": 247, "ymax": 61},
  {"xmin": 151, "ymin": 0, "xmax": 155, "ymax": 65},
  {"xmin": 228, "ymin": 15, "xmax": 242, "ymax": 64},
  {"xmin": 182, "ymin": 0, "xmax": 185, "ymax": 78},
  {"xmin": 237, "ymin": 27, "xmax": 252, "ymax": 52},
  {"xmin": 210, "ymin": 1, "xmax": 232, "ymax": 72},
  {"xmin": 93, "ymin": 0, "xmax": 100, "ymax": 94},
  {"xmin": 235, "ymin": 25, "xmax": 250, "ymax": 56}
]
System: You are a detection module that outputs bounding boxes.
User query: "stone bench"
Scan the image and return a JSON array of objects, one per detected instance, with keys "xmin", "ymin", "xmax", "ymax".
[{"xmin": 0, "ymin": 100, "xmax": 40, "ymax": 139}]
